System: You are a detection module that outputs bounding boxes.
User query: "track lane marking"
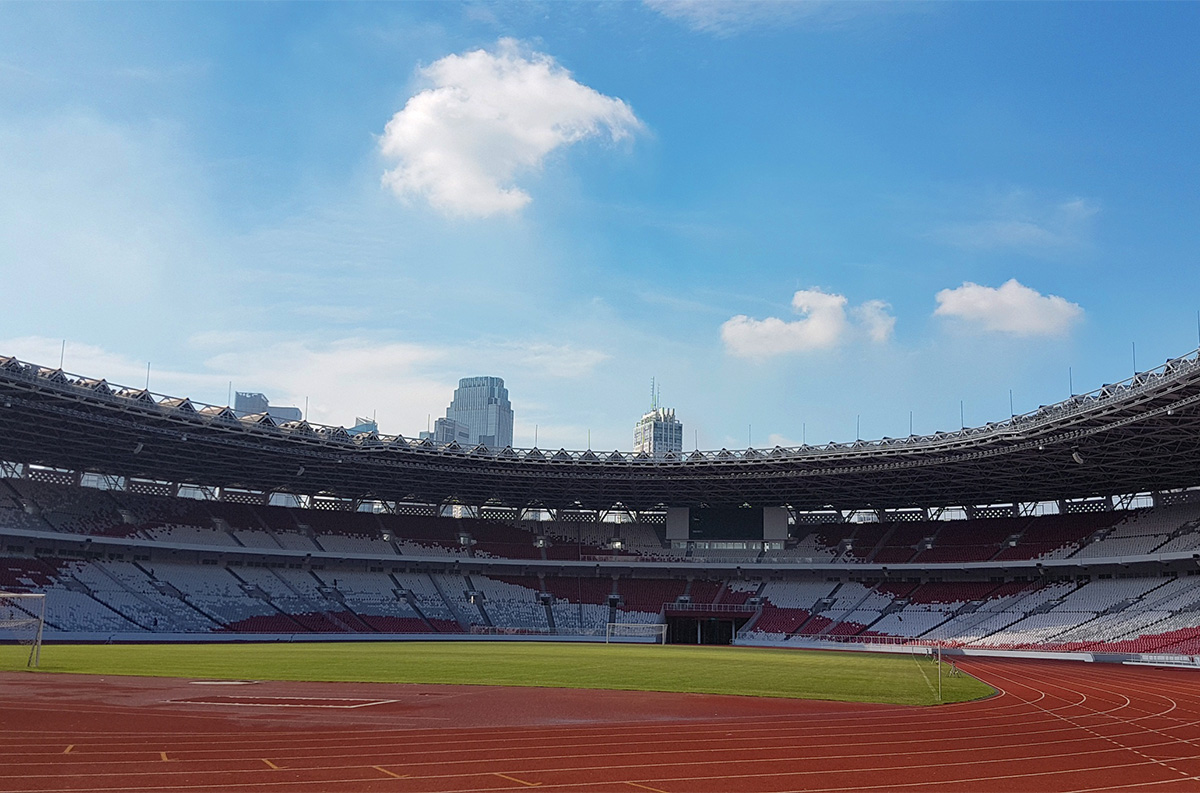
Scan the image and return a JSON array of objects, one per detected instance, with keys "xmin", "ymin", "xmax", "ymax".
[
  {"xmin": 8, "ymin": 736, "xmax": 1196, "ymax": 784},
  {"xmin": 975, "ymin": 663, "xmax": 1200, "ymax": 779},
  {"xmin": 11, "ymin": 658, "xmax": 1200, "ymax": 793},
  {"xmin": 13, "ymin": 709, "xmax": 1108, "ymax": 759},
  {"xmin": 373, "ymin": 765, "xmax": 408, "ymax": 779},
  {"xmin": 626, "ymin": 783, "xmax": 670, "ymax": 793},
  {"xmin": 494, "ymin": 771, "xmax": 542, "ymax": 786},
  {"xmin": 0, "ymin": 754, "xmax": 1190, "ymax": 793},
  {"xmin": 10, "ymin": 724, "xmax": 1196, "ymax": 775},
  {"xmin": 261, "ymin": 759, "xmax": 280, "ymax": 770},
  {"xmin": 1066, "ymin": 774, "xmax": 1200, "ymax": 792},
  {"xmin": 11, "ymin": 720, "xmax": 1141, "ymax": 766}
]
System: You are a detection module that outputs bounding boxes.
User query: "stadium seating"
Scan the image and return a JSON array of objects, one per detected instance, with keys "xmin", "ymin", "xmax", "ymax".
[{"xmin": 4, "ymin": 479, "xmax": 1200, "ymax": 653}]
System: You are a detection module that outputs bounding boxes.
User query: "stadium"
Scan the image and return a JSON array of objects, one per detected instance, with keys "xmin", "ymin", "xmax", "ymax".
[{"xmin": 2, "ymin": 347, "xmax": 1200, "ymax": 792}]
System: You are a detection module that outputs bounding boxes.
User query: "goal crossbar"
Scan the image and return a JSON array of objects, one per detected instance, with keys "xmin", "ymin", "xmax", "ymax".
[
  {"xmin": 0, "ymin": 592, "xmax": 45, "ymax": 667},
  {"xmin": 605, "ymin": 622, "xmax": 667, "ymax": 644}
]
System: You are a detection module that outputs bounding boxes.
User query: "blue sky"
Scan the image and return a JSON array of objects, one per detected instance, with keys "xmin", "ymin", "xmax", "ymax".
[{"xmin": 2, "ymin": 1, "xmax": 1198, "ymax": 451}]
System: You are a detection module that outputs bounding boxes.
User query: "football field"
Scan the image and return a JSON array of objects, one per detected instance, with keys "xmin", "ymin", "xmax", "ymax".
[{"xmin": 0, "ymin": 640, "xmax": 993, "ymax": 704}]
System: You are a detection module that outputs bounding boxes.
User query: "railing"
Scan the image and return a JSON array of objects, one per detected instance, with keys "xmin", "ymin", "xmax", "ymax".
[
  {"xmin": 664, "ymin": 602, "xmax": 758, "ymax": 614},
  {"xmin": 582, "ymin": 553, "xmax": 865, "ymax": 564},
  {"xmin": 736, "ymin": 631, "xmax": 948, "ymax": 647},
  {"xmin": 468, "ymin": 625, "xmax": 557, "ymax": 636}
]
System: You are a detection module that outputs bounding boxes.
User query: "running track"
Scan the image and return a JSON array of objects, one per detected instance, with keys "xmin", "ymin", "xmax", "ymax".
[{"xmin": 1, "ymin": 657, "xmax": 1199, "ymax": 792}]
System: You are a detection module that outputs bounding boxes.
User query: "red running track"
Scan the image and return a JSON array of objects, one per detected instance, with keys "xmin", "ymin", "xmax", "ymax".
[{"xmin": 1, "ymin": 657, "xmax": 1199, "ymax": 792}]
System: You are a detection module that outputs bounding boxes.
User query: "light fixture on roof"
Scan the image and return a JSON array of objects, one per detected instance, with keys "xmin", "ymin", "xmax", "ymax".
[
  {"xmin": 132, "ymin": 442, "xmax": 143, "ymax": 454},
  {"xmin": 1071, "ymin": 450, "xmax": 1085, "ymax": 465},
  {"xmin": 296, "ymin": 465, "xmax": 305, "ymax": 477}
]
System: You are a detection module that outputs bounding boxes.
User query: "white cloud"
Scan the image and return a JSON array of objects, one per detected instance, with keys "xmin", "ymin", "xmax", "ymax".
[
  {"xmin": 0, "ymin": 338, "xmax": 225, "ymax": 395},
  {"xmin": 934, "ymin": 279, "xmax": 1083, "ymax": 337},
  {"xmin": 931, "ymin": 195, "xmax": 1099, "ymax": 253},
  {"xmin": 646, "ymin": 0, "xmax": 912, "ymax": 36},
  {"xmin": 498, "ymin": 342, "xmax": 611, "ymax": 379},
  {"xmin": 853, "ymin": 299, "xmax": 896, "ymax": 343},
  {"xmin": 200, "ymin": 338, "xmax": 451, "ymax": 428},
  {"xmin": 379, "ymin": 38, "xmax": 643, "ymax": 218},
  {"xmin": 766, "ymin": 432, "xmax": 801, "ymax": 448},
  {"xmin": 721, "ymin": 288, "xmax": 894, "ymax": 360},
  {"xmin": 0, "ymin": 334, "xmax": 611, "ymax": 440}
]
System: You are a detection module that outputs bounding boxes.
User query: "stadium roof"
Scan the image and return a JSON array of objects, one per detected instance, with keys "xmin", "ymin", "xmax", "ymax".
[{"xmin": 1, "ymin": 349, "xmax": 1199, "ymax": 511}]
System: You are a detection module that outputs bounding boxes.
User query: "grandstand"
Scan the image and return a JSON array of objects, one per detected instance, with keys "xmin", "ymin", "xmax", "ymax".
[{"xmin": 1, "ymin": 349, "xmax": 1200, "ymax": 659}]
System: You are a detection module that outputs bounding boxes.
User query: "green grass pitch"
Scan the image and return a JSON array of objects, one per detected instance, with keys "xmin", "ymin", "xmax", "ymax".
[{"xmin": 0, "ymin": 641, "xmax": 994, "ymax": 705}]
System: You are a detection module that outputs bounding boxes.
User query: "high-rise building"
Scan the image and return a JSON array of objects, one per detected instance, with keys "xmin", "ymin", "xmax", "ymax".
[
  {"xmin": 234, "ymin": 391, "xmax": 302, "ymax": 423},
  {"xmin": 348, "ymin": 416, "xmax": 379, "ymax": 436},
  {"xmin": 633, "ymin": 380, "xmax": 683, "ymax": 457},
  {"xmin": 425, "ymin": 376, "xmax": 514, "ymax": 448},
  {"xmin": 419, "ymin": 417, "xmax": 471, "ymax": 446}
]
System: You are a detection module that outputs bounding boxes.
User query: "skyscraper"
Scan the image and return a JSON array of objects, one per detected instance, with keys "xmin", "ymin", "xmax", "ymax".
[
  {"xmin": 426, "ymin": 376, "xmax": 514, "ymax": 448},
  {"xmin": 633, "ymin": 380, "xmax": 683, "ymax": 457},
  {"xmin": 234, "ymin": 392, "xmax": 302, "ymax": 423}
]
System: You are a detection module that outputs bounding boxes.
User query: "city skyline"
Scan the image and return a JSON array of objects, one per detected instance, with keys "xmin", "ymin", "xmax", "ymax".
[{"xmin": 2, "ymin": 3, "xmax": 1198, "ymax": 451}]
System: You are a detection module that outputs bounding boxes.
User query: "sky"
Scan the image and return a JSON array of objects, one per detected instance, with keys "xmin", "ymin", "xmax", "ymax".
[{"xmin": 1, "ymin": 1, "xmax": 1198, "ymax": 452}]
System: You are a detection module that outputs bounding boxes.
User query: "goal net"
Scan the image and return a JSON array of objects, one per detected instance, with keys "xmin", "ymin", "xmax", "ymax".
[
  {"xmin": 0, "ymin": 593, "xmax": 45, "ymax": 667},
  {"xmin": 605, "ymin": 622, "xmax": 667, "ymax": 644}
]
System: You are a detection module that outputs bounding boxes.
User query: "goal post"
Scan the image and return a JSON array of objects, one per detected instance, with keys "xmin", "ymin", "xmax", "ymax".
[
  {"xmin": 0, "ymin": 592, "xmax": 45, "ymax": 667},
  {"xmin": 605, "ymin": 622, "xmax": 667, "ymax": 645}
]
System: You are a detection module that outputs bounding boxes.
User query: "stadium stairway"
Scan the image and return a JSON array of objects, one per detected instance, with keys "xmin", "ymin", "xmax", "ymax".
[
  {"xmin": 86, "ymin": 560, "xmax": 186, "ymax": 630},
  {"xmin": 131, "ymin": 560, "xmax": 226, "ymax": 629},
  {"xmin": 305, "ymin": 570, "xmax": 376, "ymax": 632},
  {"xmin": 65, "ymin": 576, "xmax": 149, "ymax": 632},
  {"xmin": 790, "ymin": 584, "xmax": 837, "ymax": 637},
  {"xmin": 731, "ymin": 582, "xmax": 770, "ymax": 635},
  {"xmin": 224, "ymin": 567, "xmax": 312, "ymax": 632},
  {"xmin": 266, "ymin": 568, "xmax": 359, "ymax": 632},
  {"xmin": 386, "ymin": 573, "xmax": 441, "ymax": 632},
  {"xmin": 533, "ymin": 573, "xmax": 558, "ymax": 633},
  {"xmin": 862, "ymin": 523, "xmax": 899, "ymax": 563},
  {"xmin": 370, "ymin": 515, "xmax": 409, "ymax": 556},
  {"xmin": 903, "ymin": 581, "xmax": 1010, "ymax": 641},
  {"xmin": 461, "ymin": 575, "xmax": 494, "ymax": 627},
  {"xmin": 965, "ymin": 579, "xmax": 1090, "ymax": 647},
  {"xmin": 813, "ymin": 585, "xmax": 878, "ymax": 637},
  {"xmin": 427, "ymin": 572, "xmax": 472, "ymax": 631},
  {"xmin": 985, "ymin": 518, "xmax": 1029, "ymax": 562},
  {"xmin": 1018, "ymin": 577, "xmax": 1181, "ymax": 649}
]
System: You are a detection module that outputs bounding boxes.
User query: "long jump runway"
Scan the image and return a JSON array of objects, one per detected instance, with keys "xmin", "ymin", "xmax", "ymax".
[{"xmin": 1, "ymin": 657, "xmax": 1199, "ymax": 792}]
